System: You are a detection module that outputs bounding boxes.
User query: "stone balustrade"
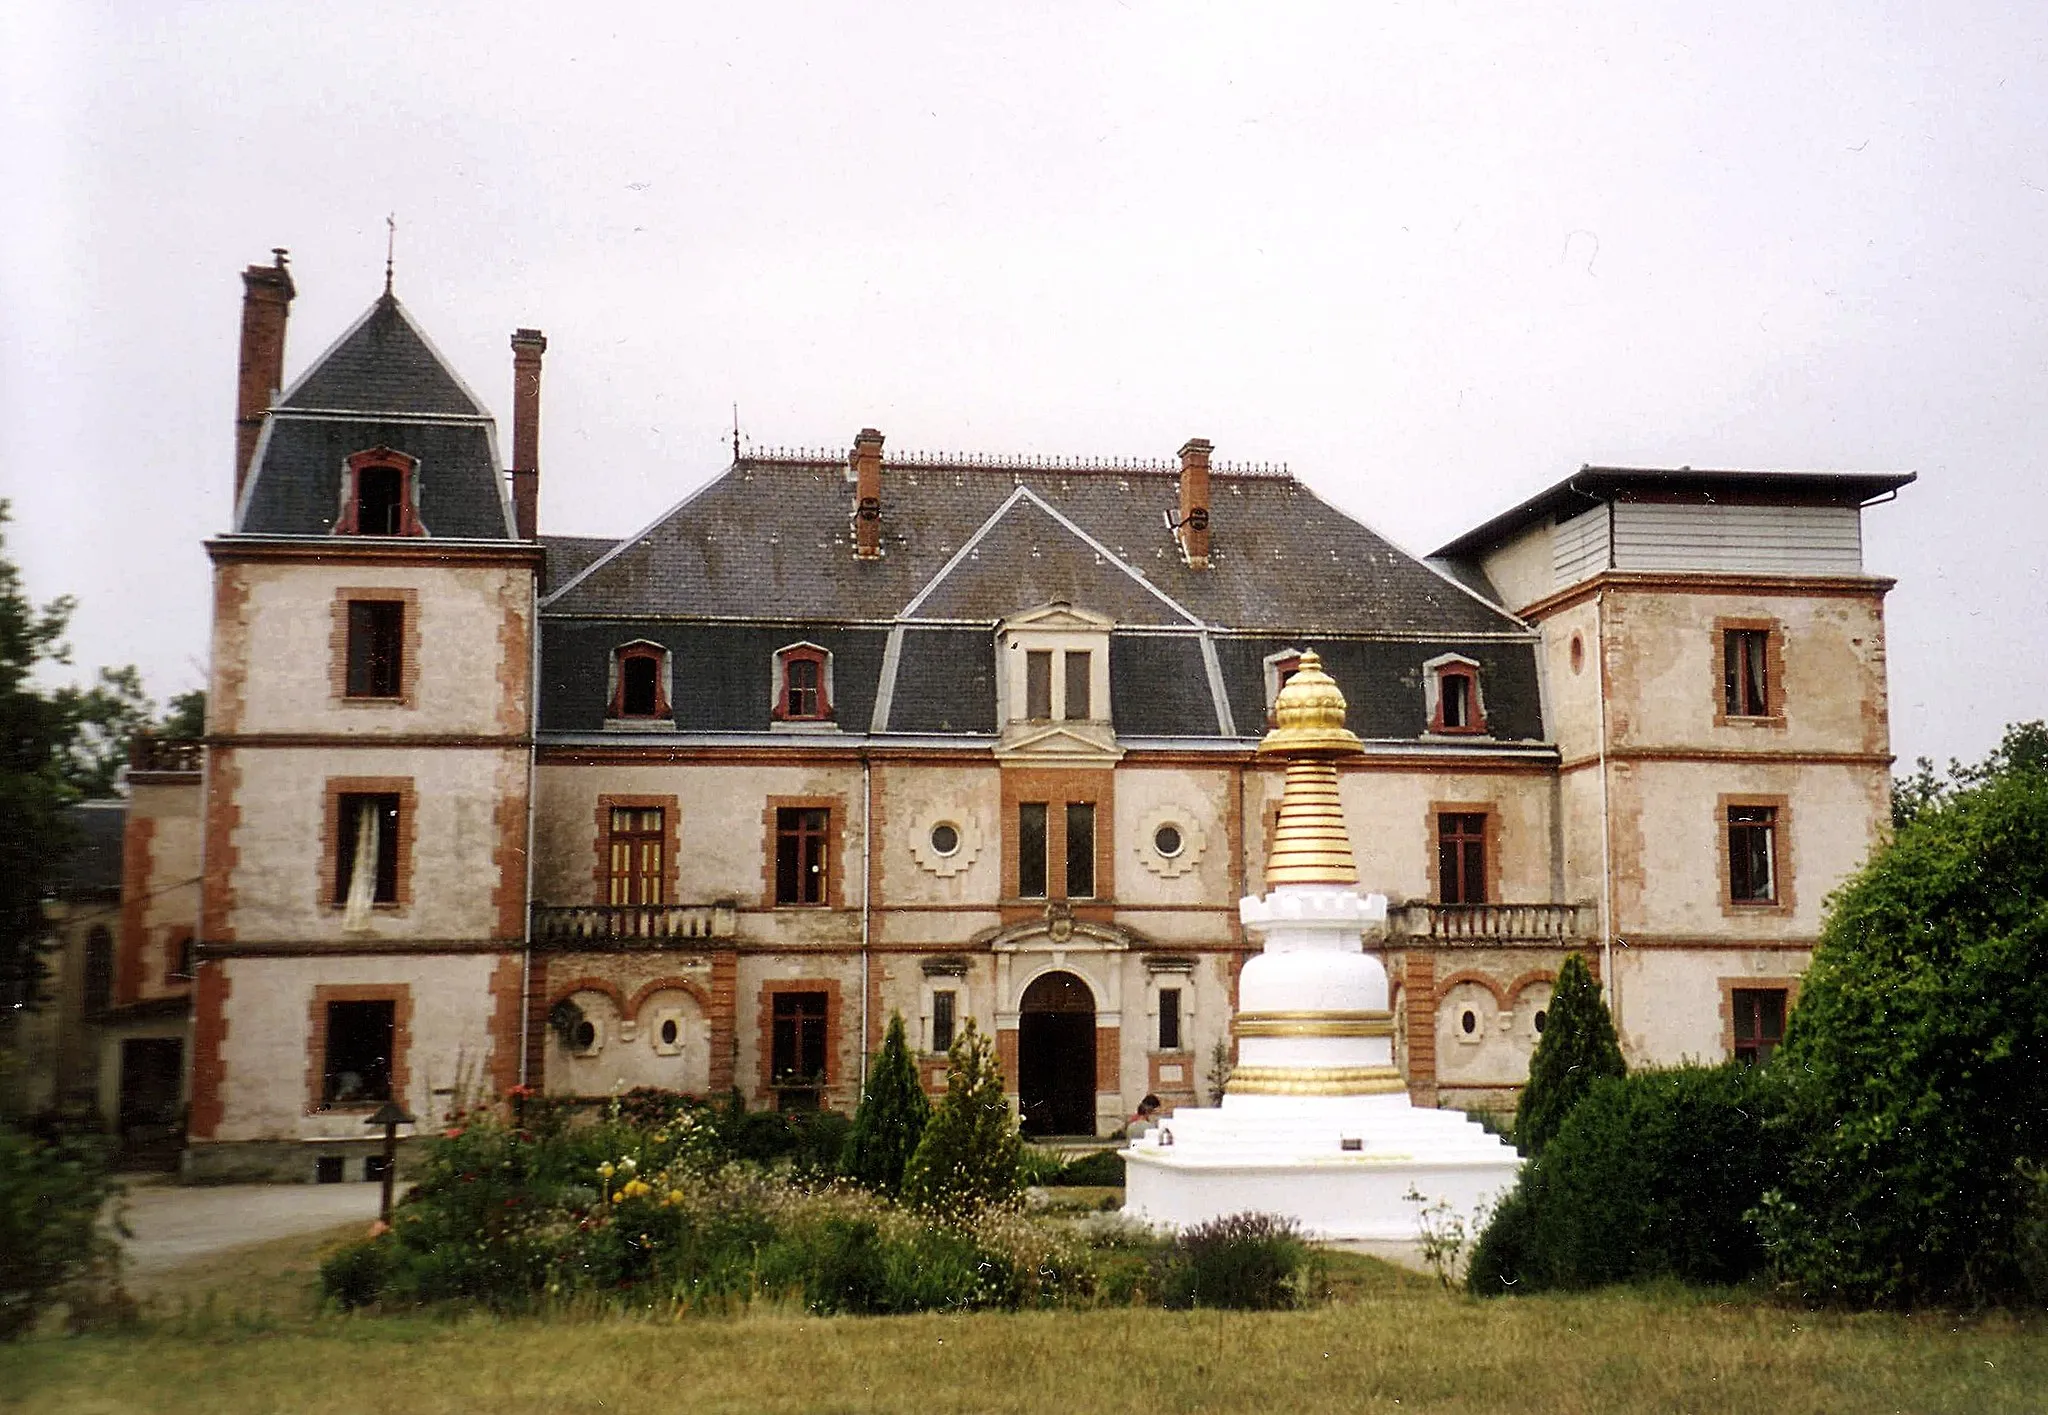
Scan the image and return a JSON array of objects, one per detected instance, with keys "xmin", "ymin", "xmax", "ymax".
[
  {"xmin": 1387, "ymin": 900, "xmax": 1594, "ymax": 943},
  {"xmin": 529, "ymin": 902, "xmax": 738, "ymax": 949}
]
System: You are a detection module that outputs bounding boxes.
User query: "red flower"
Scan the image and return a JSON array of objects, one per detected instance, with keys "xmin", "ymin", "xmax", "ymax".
[{"xmin": 444, "ymin": 1126, "xmax": 466, "ymax": 1139}]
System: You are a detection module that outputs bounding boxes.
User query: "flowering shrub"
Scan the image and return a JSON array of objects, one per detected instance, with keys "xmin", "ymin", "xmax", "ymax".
[
  {"xmin": 1155, "ymin": 1212, "xmax": 1321, "ymax": 1311},
  {"xmin": 321, "ymin": 1094, "xmax": 1093, "ymax": 1316}
]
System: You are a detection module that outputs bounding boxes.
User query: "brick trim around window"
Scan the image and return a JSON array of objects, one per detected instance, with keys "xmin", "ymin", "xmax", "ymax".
[
  {"xmin": 305, "ymin": 982, "xmax": 414, "ymax": 1115},
  {"xmin": 1718, "ymin": 974, "xmax": 1802, "ymax": 1061},
  {"xmin": 592, "ymin": 794, "xmax": 681, "ymax": 906},
  {"xmin": 756, "ymin": 977, "xmax": 843, "ymax": 1099},
  {"xmin": 1426, "ymin": 801, "xmax": 1500, "ymax": 906},
  {"xmin": 329, "ymin": 587, "xmax": 421, "ymax": 707},
  {"xmin": 321, "ymin": 776, "xmax": 417, "ymax": 913},
  {"xmin": 1716, "ymin": 793, "xmax": 1795, "ymax": 917},
  {"xmin": 1712, "ymin": 617, "xmax": 1787, "ymax": 728},
  {"xmin": 761, "ymin": 795, "xmax": 847, "ymax": 909},
  {"xmin": 771, "ymin": 642, "xmax": 834, "ymax": 722},
  {"xmin": 607, "ymin": 641, "xmax": 672, "ymax": 720},
  {"xmin": 334, "ymin": 447, "xmax": 426, "ymax": 537},
  {"xmin": 997, "ymin": 767, "xmax": 1115, "ymax": 907}
]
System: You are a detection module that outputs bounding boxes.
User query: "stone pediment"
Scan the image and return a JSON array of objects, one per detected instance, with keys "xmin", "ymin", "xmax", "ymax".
[
  {"xmin": 1001, "ymin": 601, "xmax": 1116, "ymax": 633},
  {"xmin": 993, "ymin": 718, "xmax": 1125, "ymax": 765},
  {"xmin": 978, "ymin": 904, "xmax": 1147, "ymax": 953}
]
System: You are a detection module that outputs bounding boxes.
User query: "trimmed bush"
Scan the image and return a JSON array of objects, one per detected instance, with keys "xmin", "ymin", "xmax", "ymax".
[
  {"xmin": 1757, "ymin": 723, "xmax": 2048, "ymax": 1307},
  {"xmin": 319, "ymin": 1239, "xmax": 391, "ymax": 1312},
  {"xmin": 1048, "ymin": 1149, "xmax": 1125, "ymax": 1187},
  {"xmin": 902, "ymin": 1021, "xmax": 1022, "ymax": 1219},
  {"xmin": 1156, "ymin": 1212, "xmax": 1319, "ymax": 1311},
  {"xmin": 841, "ymin": 1012, "xmax": 930, "ymax": 1197},
  {"xmin": 1512, "ymin": 951, "xmax": 1624, "ymax": 1158},
  {"xmin": 0, "ymin": 1121, "xmax": 122, "ymax": 1340},
  {"xmin": 1471, "ymin": 1063, "xmax": 1793, "ymax": 1295}
]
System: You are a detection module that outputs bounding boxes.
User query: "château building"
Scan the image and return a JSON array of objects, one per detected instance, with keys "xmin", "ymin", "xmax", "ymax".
[{"xmin": 138, "ymin": 252, "xmax": 1909, "ymax": 1180}]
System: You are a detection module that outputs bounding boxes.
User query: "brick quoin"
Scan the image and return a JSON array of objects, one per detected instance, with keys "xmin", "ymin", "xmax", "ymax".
[{"xmin": 188, "ymin": 964, "xmax": 232, "ymax": 1140}]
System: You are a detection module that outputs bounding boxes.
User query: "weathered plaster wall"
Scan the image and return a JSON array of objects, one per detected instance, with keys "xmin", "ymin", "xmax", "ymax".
[
  {"xmin": 1613, "ymin": 945, "xmax": 1813, "ymax": 1066},
  {"xmin": 1475, "ymin": 522, "xmax": 1555, "ymax": 616},
  {"xmin": 126, "ymin": 780, "xmax": 201, "ymax": 1001}
]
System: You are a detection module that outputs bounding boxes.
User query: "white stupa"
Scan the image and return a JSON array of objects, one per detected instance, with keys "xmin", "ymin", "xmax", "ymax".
[{"xmin": 1123, "ymin": 651, "xmax": 1522, "ymax": 1241}]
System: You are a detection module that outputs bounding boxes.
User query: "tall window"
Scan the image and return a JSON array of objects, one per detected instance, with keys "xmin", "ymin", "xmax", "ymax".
[
  {"xmin": 1064, "ymin": 651, "xmax": 1092, "ymax": 719},
  {"xmin": 606, "ymin": 807, "xmax": 665, "ymax": 906},
  {"xmin": 771, "ymin": 991, "xmax": 829, "ymax": 1102},
  {"xmin": 1728, "ymin": 806, "xmax": 1778, "ymax": 903},
  {"xmin": 1025, "ymin": 651, "xmax": 1053, "ymax": 719},
  {"xmin": 1724, "ymin": 629, "xmax": 1771, "ymax": 717},
  {"xmin": 610, "ymin": 643, "xmax": 668, "ymax": 719},
  {"xmin": 345, "ymin": 601, "xmax": 404, "ymax": 698},
  {"xmin": 1440, "ymin": 673, "xmax": 1473, "ymax": 729},
  {"xmin": 775, "ymin": 807, "xmax": 831, "ymax": 906},
  {"xmin": 931, "ymin": 989, "xmax": 956, "ymax": 1053},
  {"xmin": 1017, "ymin": 802, "xmax": 1049, "ymax": 898},
  {"xmin": 334, "ymin": 793, "xmax": 401, "ymax": 906},
  {"xmin": 1428, "ymin": 660, "xmax": 1485, "ymax": 734},
  {"xmin": 774, "ymin": 645, "xmax": 832, "ymax": 721},
  {"xmin": 322, "ymin": 1000, "xmax": 395, "ymax": 1104},
  {"xmin": 1438, "ymin": 812, "xmax": 1487, "ymax": 904},
  {"xmin": 356, "ymin": 466, "xmax": 404, "ymax": 535},
  {"xmin": 1732, "ymin": 988, "xmax": 1787, "ymax": 1064},
  {"xmin": 1158, "ymin": 987, "xmax": 1182, "ymax": 1051},
  {"xmin": 1065, "ymin": 802, "xmax": 1096, "ymax": 899}
]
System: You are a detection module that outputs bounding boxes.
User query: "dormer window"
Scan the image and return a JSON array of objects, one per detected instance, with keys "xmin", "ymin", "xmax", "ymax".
[
  {"xmin": 1424, "ymin": 653, "xmax": 1487, "ymax": 736},
  {"xmin": 336, "ymin": 448, "xmax": 424, "ymax": 537},
  {"xmin": 772, "ymin": 644, "xmax": 833, "ymax": 723},
  {"xmin": 608, "ymin": 642, "xmax": 671, "ymax": 720},
  {"xmin": 1263, "ymin": 649, "xmax": 1304, "ymax": 725}
]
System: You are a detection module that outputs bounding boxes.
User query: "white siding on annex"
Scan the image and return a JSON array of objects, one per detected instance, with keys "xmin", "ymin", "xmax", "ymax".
[{"xmin": 1550, "ymin": 501, "xmax": 1864, "ymax": 593}]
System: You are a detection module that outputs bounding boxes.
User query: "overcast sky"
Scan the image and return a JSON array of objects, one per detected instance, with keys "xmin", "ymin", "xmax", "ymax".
[{"xmin": 3, "ymin": 3, "xmax": 2042, "ymax": 770}]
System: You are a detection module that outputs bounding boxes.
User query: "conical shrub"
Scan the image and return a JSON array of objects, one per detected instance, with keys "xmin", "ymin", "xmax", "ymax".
[
  {"xmin": 840, "ymin": 1011, "xmax": 931, "ymax": 1196},
  {"xmin": 901, "ymin": 1019, "xmax": 1021, "ymax": 1218},
  {"xmin": 1512, "ymin": 951, "xmax": 1624, "ymax": 1157}
]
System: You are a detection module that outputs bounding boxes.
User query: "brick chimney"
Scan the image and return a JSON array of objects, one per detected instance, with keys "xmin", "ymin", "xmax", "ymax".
[
  {"xmin": 509, "ymin": 328, "xmax": 547, "ymax": 540},
  {"xmin": 1177, "ymin": 437, "xmax": 1213, "ymax": 568},
  {"xmin": 235, "ymin": 249, "xmax": 295, "ymax": 507},
  {"xmin": 851, "ymin": 427, "xmax": 884, "ymax": 560}
]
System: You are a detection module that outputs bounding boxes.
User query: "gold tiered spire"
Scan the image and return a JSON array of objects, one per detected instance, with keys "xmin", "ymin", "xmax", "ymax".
[{"xmin": 1257, "ymin": 650, "xmax": 1363, "ymax": 887}]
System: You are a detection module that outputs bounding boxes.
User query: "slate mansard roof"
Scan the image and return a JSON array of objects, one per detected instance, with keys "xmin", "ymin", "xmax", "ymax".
[
  {"xmin": 234, "ymin": 292, "xmax": 517, "ymax": 540},
  {"xmin": 539, "ymin": 452, "xmax": 1548, "ymax": 745}
]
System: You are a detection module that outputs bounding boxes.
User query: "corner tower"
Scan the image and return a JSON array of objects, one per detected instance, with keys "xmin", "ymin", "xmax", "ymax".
[{"xmin": 189, "ymin": 258, "xmax": 542, "ymax": 1179}]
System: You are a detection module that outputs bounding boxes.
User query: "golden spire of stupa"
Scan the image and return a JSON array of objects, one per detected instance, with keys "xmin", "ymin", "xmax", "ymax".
[{"xmin": 1257, "ymin": 650, "xmax": 1363, "ymax": 887}]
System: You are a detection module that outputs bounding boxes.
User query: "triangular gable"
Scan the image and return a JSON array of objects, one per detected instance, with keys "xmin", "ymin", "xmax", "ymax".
[
  {"xmin": 278, "ymin": 293, "xmax": 489, "ymax": 418},
  {"xmin": 1001, "ymin": 602, "xmax": 1116, "ymax": 633},
  {"xmin": 992, "ymin": 719, "xmax": 1125, "ymax": 765},
  {"xmin": 905, "ymin": 490, "xmax": 1199, "ymax": 626}
]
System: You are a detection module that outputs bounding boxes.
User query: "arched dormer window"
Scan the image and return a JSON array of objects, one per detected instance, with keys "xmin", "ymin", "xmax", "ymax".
[
  {"xmin": 772, "ymin": 643, "xmax": 833, "ymax": 723},
  {"xmin": 335, "ymin": 447, "xmax": 425, "ymax": 537},
  {"xmin": 1424, "ymin": 653, "xmax": 1487, "ymax": 735},
  {"xmin": 608, "ymin": 641, "xmax": 671, "ymax": 720}
]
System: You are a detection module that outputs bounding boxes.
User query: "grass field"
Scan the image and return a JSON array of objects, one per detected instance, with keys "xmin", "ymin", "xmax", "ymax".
[{"xmin": 4, "ymin": 1225, "xmax": 2045, "ymax": 1414}]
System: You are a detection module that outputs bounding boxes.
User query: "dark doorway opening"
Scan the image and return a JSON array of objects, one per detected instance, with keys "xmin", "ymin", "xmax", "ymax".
[
  {"xmin": 1018, "ymin": 970, "xmax": 1096, "ymax": 1137},
  {"xmin": 118, "ymin": 1037, "xmax": 184, "ymax": 1169}
]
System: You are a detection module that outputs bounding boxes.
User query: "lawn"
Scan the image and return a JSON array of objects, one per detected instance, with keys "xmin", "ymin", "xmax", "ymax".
[{"xmin": 5, "ymin": 1229, "xmax": 2045, "ymax": 1415}]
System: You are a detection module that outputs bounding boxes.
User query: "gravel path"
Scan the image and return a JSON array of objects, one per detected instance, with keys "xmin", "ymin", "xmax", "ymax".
[{"xmin": 116, "ymin": 1175, "xmax": 385, "ymax": 1278}]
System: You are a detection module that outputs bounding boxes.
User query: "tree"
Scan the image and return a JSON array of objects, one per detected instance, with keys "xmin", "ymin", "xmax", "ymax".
[
  {"xmin": 1511, "ymin": 951, "xmax": 1624, "ymax": 1158},
  {"xmin": 1758, "ymin": 721, "xmax": 2048, "ymax": 1307},
  {"xmin": 52, "ymin": 664, "xmax": 154, "ymax": 798},
  {"xmin": 840, "ymin": 1011, "xmax": 931, "ymax": 1197},
  {"xmin": 901, "ymin": 1020, "xmax": 1021, "ymax": 1219},
  {"xmin": 0, "ymin": 503, "xmax": 79, "ymax": 1012},
  {"xmin": 162, "ymin": 689, "xmax": 206, "ymax": 740}
]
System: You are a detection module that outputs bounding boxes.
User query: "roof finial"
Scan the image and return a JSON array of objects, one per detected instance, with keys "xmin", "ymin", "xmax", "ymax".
[
  {"xmin": 732, "ymin": 402, "xmax": 741, "ymax": 462},
  {"xmin": 384, "ymin": 214, "xmax": 396, "ymax": 297}
]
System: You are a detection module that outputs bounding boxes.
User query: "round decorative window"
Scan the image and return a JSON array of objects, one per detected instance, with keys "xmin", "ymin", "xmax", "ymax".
[
  {"xmin": 1569, "ymin": 634, "xmax": 1585, "ymax": 675},
  {"xmin": 571, "ymin": 1019, "xmax": 597, "ymax": 1051},
  {"xmin": 660, "ymin": 1018, "xmax": 680, "ymax": 1047},
  {"xmin": 1533, "ymin": 1009, "xmax": 1548, "ymax": 1034},
  {"xmin": 929, "ymin": 822, "xmax": 961, "ymax": 857},
  {"xmin": 1460, "ymin": 1009, "xmax": 1478, "ymax": 1036},
  {"xmin": 1153, "ymin": 824, "xmax": 1184, "ymax": 859}
]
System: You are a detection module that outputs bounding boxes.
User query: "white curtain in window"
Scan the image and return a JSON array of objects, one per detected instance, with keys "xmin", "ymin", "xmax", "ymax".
[{"xmin": 342, "ymin": 799, "xmax": 381, "ymax": 933}]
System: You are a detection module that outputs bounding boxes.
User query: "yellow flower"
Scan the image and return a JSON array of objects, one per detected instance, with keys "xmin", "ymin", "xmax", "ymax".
[
  {"xmin": 620, "ymin": 1178, "xmax": 653, "ymax": 1199},
  {"xmin": 597, "ymin": 1161, "xmax": 615, "ymax": 1179}
]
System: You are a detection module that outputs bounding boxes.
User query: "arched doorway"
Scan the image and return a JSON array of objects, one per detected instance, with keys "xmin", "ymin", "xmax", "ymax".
[{"xmin": 1019, "ymin": 970, "xmax": 1096, "ymax": 1136}]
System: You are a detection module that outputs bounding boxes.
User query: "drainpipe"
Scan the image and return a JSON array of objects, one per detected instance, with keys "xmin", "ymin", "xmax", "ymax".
[
  {"xmin": 518, "ymin": 573, "xmax": 540, "ymax": 1089},
  {"xmin": 859, "ymin": 752, "xmax": 873, "ymax": 1088},
  {"xmin": 1595, "ymin": 586, "xmax": 1619, "ymax": 1038}
]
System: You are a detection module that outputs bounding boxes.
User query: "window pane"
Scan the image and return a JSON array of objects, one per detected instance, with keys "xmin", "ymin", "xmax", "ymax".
[
  {"xmin": 1729, "ymin": 807, "xmax": 1777, "ymax": 902},
  {"xmin": 786, "ymin": 657, "xmax": 820, "ymax": 717},
  {"xmin": 346, "ymin": 601, "xmax": 403, "ymax": 698},
  {"xmin": 336, "ymin": 792, "xmax": 402, "ymax": 904},
  {"xmin": 1066, "ymin": 802, "xmax": 1095, "ymax": 899},
  {"xmin": 1437, "ymin": 813, "xmax": 1486, "ymax": 904},
  {"xmin": 771, "ymin": 991, "xmax": 829, "ymax": 1081},
  {"xmin": 932, "ymin": 990, "xmax": 956, "ymax": 1052},
  {"xmin": 1442, "ymin": 674, "xmax": 1468, "ymax": 728},
  {"xmin": 1026, "ymin": 651, "xmax": 1052, "ymax": 719},
  {"xmin": 1725, "ymin": 630, "xmax": 1770, "ymax": 715},
  {"xmin": 1064, "ymin": 651, "xmax": 1091, "ymax": 719},
  {"xmin": 1158, "ymin": 987, "xmax": 1182, "ymax": 1051},
  {"xmin": 775, "ymin": 807, "xmax": 829, "ymax": 905},
  {"xmin": 323, "ymin": 1000, "xmax": 395, "ymax": 1103},
  {"xmin": 1018, "ymin": 802, "xmax": 1048, "ymax": 898},
  {"xmin": 621, "ymin": 655, "xmax": 659, "ymax": 716}
]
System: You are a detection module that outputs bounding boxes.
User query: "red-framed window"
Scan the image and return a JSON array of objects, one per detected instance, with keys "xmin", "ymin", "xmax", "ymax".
[
  {"xmin": 1728, "ymin": 806, "xmax": 1778, "ymax": 903},
  {"xmin": 1438, "ymin": 812, "xmax": 1488, "ymax": 904},
  {"xmin": 774, "ymin": 644, "xmax": 832, "ymax": 721},
  {"xmin": 1430, "ymin": 664, "xmax": 1486, "ymax": 734},
  {"xmin": 335, "ymin": 448, "xmax": 424, "ymax": 537},
  {"xmin": 609, "ymin": 642, "xmax": 670, "ymax": 719},
  {"xmin": 775, "ymin": 806, "xmax": 831, "ymax": 906},
  {"xmin": 1732, "ymin": 988, "xmax": 1787, "ymax": 1064}
]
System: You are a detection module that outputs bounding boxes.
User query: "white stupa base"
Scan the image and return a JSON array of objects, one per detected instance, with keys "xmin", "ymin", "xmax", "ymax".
[{"xmin": 1122, "ymin": 1093, "xmax": 1521, "ymax": 1242}]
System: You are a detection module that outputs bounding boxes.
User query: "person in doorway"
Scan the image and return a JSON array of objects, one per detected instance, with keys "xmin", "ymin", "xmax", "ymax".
[{"xmin": 1126, "ymin": 1094, "xmax": 1162, "ymax": 1140}]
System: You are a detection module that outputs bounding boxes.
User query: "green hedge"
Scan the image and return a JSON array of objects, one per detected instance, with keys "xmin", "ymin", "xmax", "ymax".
[{"xmin": 1470, "ymin": 1063, "xmax": 1793, "ymax": 1294}]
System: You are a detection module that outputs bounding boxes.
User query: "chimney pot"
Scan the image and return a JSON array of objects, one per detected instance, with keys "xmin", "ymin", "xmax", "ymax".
[
  {"xmin": 234, "ymin": 251, "xmax": 296, "ymax": 513},
  {"xmin": 509, "ymin": 330, "xmax": 548, "ymax": 541},
  {"xmin": 852, "ymin": 428, "xmax": 885, "ymax": 559},
  {"xmin": 1177, "ymin": 437, "xmax": 1213, "ymax": 568}
]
